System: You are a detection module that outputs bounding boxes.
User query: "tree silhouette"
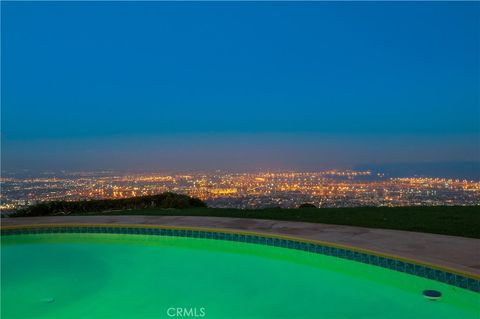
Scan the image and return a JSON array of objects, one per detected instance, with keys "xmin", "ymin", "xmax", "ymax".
[
  {"xmin": 298, "ymin": 203, "xmax": 317, "ymax": 209},
  {"xmin": 13, "ymin": 192, "xmax": 207, "ymax": 217}
]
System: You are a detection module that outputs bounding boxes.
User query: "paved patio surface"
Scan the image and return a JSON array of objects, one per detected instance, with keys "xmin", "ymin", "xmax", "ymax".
[{"xmin": 2, "ymin": 215, "xmax": 479, "ymax": 276}]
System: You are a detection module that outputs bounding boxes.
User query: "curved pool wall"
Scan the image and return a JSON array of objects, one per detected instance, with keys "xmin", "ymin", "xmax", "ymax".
[{"xmin": 1, "ymin": 223, "xmax": 479, "ymax": 293}]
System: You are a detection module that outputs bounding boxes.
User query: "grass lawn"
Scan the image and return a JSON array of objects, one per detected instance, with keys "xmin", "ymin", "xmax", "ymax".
[{"xmin": 74, "ymin": 206, "xmax": 480, "ymax": 238}]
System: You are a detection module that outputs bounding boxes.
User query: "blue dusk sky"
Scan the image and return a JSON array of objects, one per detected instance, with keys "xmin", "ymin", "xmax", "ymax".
[{"xmin": 1, "ymin": 2, "xmax": 479, "ymax": 176}]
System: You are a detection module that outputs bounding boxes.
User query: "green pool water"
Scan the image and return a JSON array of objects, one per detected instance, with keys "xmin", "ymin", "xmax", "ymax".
[{"xmin": 1, "ymin": 233, "xmax": 479, "ymax": 319}]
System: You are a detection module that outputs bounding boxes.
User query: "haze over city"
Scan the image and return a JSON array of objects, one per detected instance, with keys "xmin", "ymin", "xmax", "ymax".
[{"xmin": 2, "ymin": 2, "xmax": 479, "ymax": 179}]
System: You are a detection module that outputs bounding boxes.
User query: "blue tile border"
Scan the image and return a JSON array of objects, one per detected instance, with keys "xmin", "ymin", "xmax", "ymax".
[{"xmin": 1, "ymin": 225, "xmax": 479, "ymax": 293}]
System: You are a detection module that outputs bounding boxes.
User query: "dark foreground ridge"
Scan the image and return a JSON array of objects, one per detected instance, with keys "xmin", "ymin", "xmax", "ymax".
[
  {"xmin": 7, "ymin": 193, "xmax": 480, "ymax": 238},
  {"xmin": 12, "ymin": 192, "xmax": 206, "ymax": 217}
]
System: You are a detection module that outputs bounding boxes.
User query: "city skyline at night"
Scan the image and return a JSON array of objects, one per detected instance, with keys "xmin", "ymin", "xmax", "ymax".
[{"xmin": 2, "ymin": 169, "xmax": 479, "ymax": 211}]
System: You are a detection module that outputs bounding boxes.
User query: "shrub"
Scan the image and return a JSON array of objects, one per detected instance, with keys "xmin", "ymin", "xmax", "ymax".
[
  {"xmin": 12, "ymin": 192, "xmax": 206, "ymax": 217},
  {"xmin": 298, "ymin": 203, "xmax": 317, "ymax": 209}
]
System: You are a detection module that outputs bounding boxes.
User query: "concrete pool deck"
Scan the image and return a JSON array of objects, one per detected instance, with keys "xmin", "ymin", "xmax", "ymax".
[{"xmin": 2, "ymin": 215, "xmax": 479, "ymax": 276}]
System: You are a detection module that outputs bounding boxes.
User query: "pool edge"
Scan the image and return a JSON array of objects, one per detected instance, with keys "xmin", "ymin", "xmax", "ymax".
[{"xmin": 1, "ymin": 223, "xmax": 479, "ymax": 293}]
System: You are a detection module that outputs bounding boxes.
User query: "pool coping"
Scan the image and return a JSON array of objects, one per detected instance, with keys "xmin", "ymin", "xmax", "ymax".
[
  {"xmin": 2, "ymin": 215, "xmax": 479, "ymax": 275},
  {"xmin": 2, "ymin": 220, "xmax": 479, "ymax": 293}
]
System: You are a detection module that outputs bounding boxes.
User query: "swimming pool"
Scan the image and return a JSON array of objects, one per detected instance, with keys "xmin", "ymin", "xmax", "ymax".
[{"xmin": 1, "ymin": 225, "xmax": 479, "ymax": 318}]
